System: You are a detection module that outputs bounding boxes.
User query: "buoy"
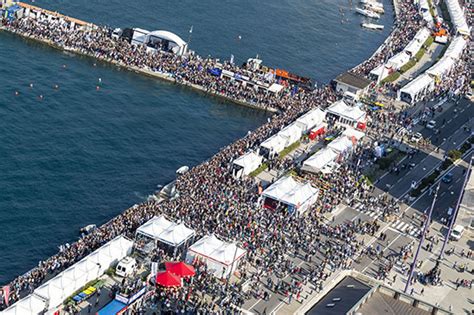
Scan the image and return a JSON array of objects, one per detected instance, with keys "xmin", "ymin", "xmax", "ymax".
[
  {"xmin": 29, "ymin": 83, "xmax": 34, "ymax": 88},
  {"xmin": 39, "ymin": 95, "xmax": 43, "ymax": 100},
  {"xmin": 96, "ymin": 86, "xmax": 100, "ymax": 91},
  {"xmin": 98, "ymin": 78, "xmax": 102, "ymax": 83},
  {"xmin": 93, "ymin": 63, "xmax": 97, "ymax": 67},
  {"xmin": 15, "ymin": 91, "xmax": 19, "ymax": 96},
  {"xmin": 54, "ymin": 84, "xmax": 59, "ymax": 89},
  {"xmin": 62, "ymin": 64, "xmax": 67, "ymax": 68}
]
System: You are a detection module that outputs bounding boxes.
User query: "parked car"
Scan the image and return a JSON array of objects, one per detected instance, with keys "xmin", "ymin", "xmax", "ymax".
[
  {"xmin": 442, "ymin": 173, "xmax": 453, "ymax": 184},
  {"xmin": 450, "ymin": 225, "xmax": 464, "ymax": 241},
  {"xmin": 426, "ymin": 120, "xmax": 436, "ymax": 129},
  {"xmin": 411, "ymin": 132, "xmax": 423, "ymax": 143}
]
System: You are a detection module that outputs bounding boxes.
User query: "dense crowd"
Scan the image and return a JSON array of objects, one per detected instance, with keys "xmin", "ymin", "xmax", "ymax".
[{"xmin": 0, "ymin": 0, "xmax": 471, "ymax": 312}]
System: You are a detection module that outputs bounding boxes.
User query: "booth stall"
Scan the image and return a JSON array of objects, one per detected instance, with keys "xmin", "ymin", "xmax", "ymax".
[
  {"xmin": 268, "ymin": 83, "xmax": 284, "ymax": 94},
  {"xmin": 295, "ymin": 108, "xmax": 326, "ymax": 133},
  {"xmin": 403, "ymin": 28, "xmax": 430, "ymax": 56},
  {"xmin": 144, "ymin": 30, "xmax": 188, "ymax": 55},
  {"xmin": 277, "ymin": 122, "xmax": 303, "ymax": 147},
  {"xmin": 327, "ymin": 136, "xmax": 354, "ymax": 154},
  {"xmin": 444, "ymin": 36, "xmax": 467, "ymax": 61},
  {"xmin": 309, "ymin": 123, "xmax": 327, "ymax": 140},
  {"xmin": 386, "ymin": 51, "xmax": 411, "ymax": 71},
  {"xmin": 0, "ymin": 294, "xmax": 47, "ymax": 315},
  {"xmin": 301, "ymin": 148, "xmax": 338, "ymax": 174},
  {"xmin": 445, "ymin": 0, "xmax": 470, "ymax": 35},
  {"xmin": 186, "ymin": 235, "xmax": 246, "ymax": 278},
  {"xmin": 259, "ymin": 134, "xmax": 287, "ymax": 159},
  {"xmin": 398, "ymin": 74, "xmax": 435, "ymax": 104},
  {"xmin": 342, "ymin": 127, "xmax": 365, "ymax": 142},
  {"xmin": 326, "ymin": 100, "xmax": 366, "ymax": 128},
  {"xmin": 426, "ymin": 56, "xmax": 455, "ymax": 80},
  {"xmin": 232, "ymin": 151, "xmax": 263, "ymax": 178},
  {"xmin": 261, "ymin": 175, "xmax": 319, "ymax": 214}
]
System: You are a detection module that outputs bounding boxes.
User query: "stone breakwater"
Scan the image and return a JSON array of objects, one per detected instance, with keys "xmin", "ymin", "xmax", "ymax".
[{"xmin": 0, "ymin": 0, "xmax": 422, "ymax": 307}]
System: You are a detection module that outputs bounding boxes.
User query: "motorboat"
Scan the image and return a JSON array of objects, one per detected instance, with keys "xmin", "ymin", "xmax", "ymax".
[
  {"xmin": 355, "ymin": 7, "xmax": 381, "ymax": 19},
  {"xmin": 80, "ymin": 224, "xmax": 96, "ymax": 235},
  {"xmin": 360, "ymin": 0, "xmax": 384, "ymax": 9},
  {"xmin": 364, "ymin": 4, "xmax": 385, "ymax": 14},
  {"xmin": 176, "ymin": 165, "xmax": 189, "ymax": 175},
  {"xmin": 361, "ymin": 23, "xmax": 384, "ymax": 30}
]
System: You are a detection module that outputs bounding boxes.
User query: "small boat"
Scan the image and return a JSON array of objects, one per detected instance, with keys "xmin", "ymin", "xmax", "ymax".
[
  {"xmin": 80, "ymin": 224, "xmax": 96, "ymax": 234},
  {"xmin": 176, "ymin": 165, "xmax": 189, "ymax": 175},
  {"xmin": 355, "ymin": 7, "xmax": 381, "ymax": 19},
  {"xmin": 360, "ymin": 0, "xmax": 384, "ymax": 8},
  {"xmin": 361, "ymin": 23, "xmax": 384, "ymax": 30},
  {"xmin": 365, "ymin": 4, "xmax": 385, "ymax": 14}
]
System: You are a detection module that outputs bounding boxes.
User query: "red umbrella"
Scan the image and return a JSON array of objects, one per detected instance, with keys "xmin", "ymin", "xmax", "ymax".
[
  {"xmin": 165, "ymin": 262, "xmax": 196, "ymax": 278},
  {"xmin": 155, "ymin": 271, "xmax": 182, "ymax": 287}
]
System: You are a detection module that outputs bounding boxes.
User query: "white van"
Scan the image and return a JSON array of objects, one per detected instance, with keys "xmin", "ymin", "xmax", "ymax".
[
  {"xmin": 450, "ymin": 225, "xmax": 464, "ymax": 241},
  {"xmin": 116, "ymin": 257, "xmax": 137, "ymax": 277}
]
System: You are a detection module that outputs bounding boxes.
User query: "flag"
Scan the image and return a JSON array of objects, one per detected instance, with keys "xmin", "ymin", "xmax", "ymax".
[
  {"xmin": 2, "ymin": 285, "xmax": 10, "ymax": 306},
  {"xmin": 189, "ymin": 25, "xmax": 193, "ymax": 34}
]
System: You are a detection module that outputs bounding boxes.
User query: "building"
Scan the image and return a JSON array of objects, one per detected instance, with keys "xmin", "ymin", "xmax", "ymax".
[{"xmin": 333, "ymin": 72, "xmax": 372, "ymax": 100}]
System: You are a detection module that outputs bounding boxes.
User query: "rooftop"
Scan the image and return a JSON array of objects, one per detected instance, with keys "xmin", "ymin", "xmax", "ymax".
[{"xmin": 334, "ymin": 72, "xmax": 372, "ymax": 89}]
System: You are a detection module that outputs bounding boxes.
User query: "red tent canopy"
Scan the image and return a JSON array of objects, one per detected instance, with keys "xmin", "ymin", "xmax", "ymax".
[
  {"xmin": 155, "ymin": 271, "xmax": 182, "ymax": 287},
  {"xmin": 165, "ymin": 262, "xmax": 196, "ymax": 278}
]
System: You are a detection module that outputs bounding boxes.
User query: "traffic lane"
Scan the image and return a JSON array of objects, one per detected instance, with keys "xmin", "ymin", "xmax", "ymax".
[
  {"xmin": 330, "ymin": 206, "xmax": 360, "ymax": 226},
  {"xmin": 376, "ymin": 149, "xmax": 426, "ymax": 189}
]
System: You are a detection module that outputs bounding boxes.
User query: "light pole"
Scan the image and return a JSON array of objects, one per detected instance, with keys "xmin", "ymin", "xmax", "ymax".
[
  {"xmin": 438, "ymin": 155, "xmax": 472, "ymax": 260},
  {"xmin": 404, "ymin": 183, "xmax": 440, "ymax": 293}
]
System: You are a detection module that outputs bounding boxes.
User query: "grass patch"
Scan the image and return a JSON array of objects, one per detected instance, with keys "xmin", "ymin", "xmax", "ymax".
[
  {"xmin": 400, "ymin": 37, "xmax": 434, "ymax": 74},
  {"xmin": 279, "ymin": 141, "xmax": 301, "ymax": 159},
  {"xmin": 249, "ymin": 163, "xmax": 268, "ymax": 177},
  {"xmin": 381, "ymin": 71, "xmax": 401, "ymax": 83}
]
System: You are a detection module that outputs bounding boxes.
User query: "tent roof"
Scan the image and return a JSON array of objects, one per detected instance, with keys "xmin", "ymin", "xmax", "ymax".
[
  {"xmin": 147, "ymin": 30, "xmax": 187, "ymax": 47},
  {"xmin": 278, "ymin": 122, "xmax": 303, "ymax": 139},
  {"xmin": 404, "ymin": 28, "xmax": 430, "ymax": 55},
  {"xmin": 342, "ymin": 127, "xmax": 365, "ymax": 140},
  {"xmin": 136, "ymin": 216, "xmax": 174, "ymax": 239},
  {"xmin": 386, "ymin": 51, "xmax": 410, "ymax": 69},
  {"xmin": 400, "ymin": 74, "xmax": 434, "ymax": 95},
  {"xmin": 268, "ymin": 83, "xmax": 284, "ymax": 93},
  {"xmin": 444, "ymin": 36, "xmax": 467, "ymax": 61},
  {"xmin": 302, "ymin": 148, "xmax": 338, "ymax": 173},
  {"xmin": 445, "ymin": 0, "xmax": 470, "ymax": 35},
  {"xmin": 189, "ymin": 235, "xmax": 246, "ymax": 266},
  {"xmin": 137, "ymin": 216, "xmax": 194, "ymax": 246},
  {"xmin": 233, "ymin": 151, "xmax": 262, "ymax": 168},
  {"xmin": 0, "ymin": 294, "xmax": 47, "ymax": 315},
  {"xmin": 426, "ymin": 56, "xmax": 455, "ymax": 77},
  {"xmin": 326, "ymin": 100, "xmax": 366, "ymax": 122},
  {"xmin": 328, "ymin": 136, "xmax": 353, "ymax": 153},
  {"xmin": 370, "ymin": 64, "xmax": 384, "ymax": 76},
  {"xmin": 262, "ymin": 175, "xmax": 318, "ymax": 207},
  {"xmin": 296, "ymin": 108, "xmax": 326, "ymax": 129},
  {"xmin": 261, "ymin": 133, "xmax": 285, "ymax": 150}
]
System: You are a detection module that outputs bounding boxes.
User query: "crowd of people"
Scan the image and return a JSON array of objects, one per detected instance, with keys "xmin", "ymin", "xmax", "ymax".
[{"xmin": 0, "ymin": 0, "xmax": 470, "ymax": 312}]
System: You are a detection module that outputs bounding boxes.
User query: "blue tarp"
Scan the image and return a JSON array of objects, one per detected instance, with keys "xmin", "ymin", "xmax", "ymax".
[
  {"xmin": 208, "ymin": 68, "xmax": 222, "ymax": 76},
  {"xmin": 97, "ymin": 300, "xmax": 127, "ymax": 315}
]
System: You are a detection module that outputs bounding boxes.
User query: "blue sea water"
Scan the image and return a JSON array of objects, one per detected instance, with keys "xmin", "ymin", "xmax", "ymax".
[{"xmin": 0, "ymin": 0, "xmax": 393, "ymax": 283}]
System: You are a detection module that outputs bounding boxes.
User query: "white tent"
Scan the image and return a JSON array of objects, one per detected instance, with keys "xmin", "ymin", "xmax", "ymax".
[
  {"xmin": 232, "ymin": 151, "xmax": 263, "ymax": 178},
  {"xmin": 131, "ymin": 28, "xmax": 149, "ymax": 46},
  {"xmin": 295, "ymin": 108, "xmax": 326, "ymax": 133},
  {"xmin": 418, "ymin": 0, "xmax": 434, "ymax": 24},
  {"xmin": 326, "ymin": 100, "xmax": 366, "ymax": 126},
  {"xmin": 444, "ymin": 36, "xmax": 467, "ymax": 61},
  {"xmin": 328, "ymin": 136, "xmax": 354, "ymax": 153},
  {"xmin": 386, "ymin": 51, "xmax": 411, "ymax": 70},
  {"xmin": 277, "ymin": 122, "xmax": 303, "ymax": 147},
  {"xmin": 186, "ymin": 235, "xmax": 246, "ymax": 278},
  {"xmin": 445, "ymin": 0, "xmax": 470, "ymax": 35},
  {"xmin": 260, "ymin": 133, "xmax": 287, "ymax": 159},
  {"xmin": 136, "ymin": 216, "xmax": 194, "ymax": 247},
  {"xmin": 33, "ymin": 236, "xmax": 132, "ymax": 311},
  {"xmin": 403, "ymin": 28, "xmax": 430, "ymax": 56},
  {"xmin": 302, "ymin": 148, "xmax": 338, "ymax": 174},
  {"xmin": 268, "ymin": 83, "xmax": 284, "ymax": 93},
  {"xmin": 398, "ymin": 73, "xmax": 435, "ymax": 104},
  {"xmin": 144, "ymin": 30, "xmax": 188, "ymax": 55},
  {"xmin": 0, "ymin": 294, "xmax": 47, "ymax": 315},
  {"xmin": 426, "ymin": 56, "xmax": 455, "ymax": 79},
  {"xmin": 262, "ymin": 175, "xmax": 319, "ymax": 214},
  {"xmin": 342, "ymin": 127, "xmax": 365, "ymax": 141},
  {"xmin": 369, "ymin": 64, "xmax": 389, "ymax": 82}
]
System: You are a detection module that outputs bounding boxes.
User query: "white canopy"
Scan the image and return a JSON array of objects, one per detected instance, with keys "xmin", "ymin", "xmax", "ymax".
[
  {"xmin": 260, "ymin": 133, "xmax": 287, "ymax": 157},
  {"xmin": 131, "ymin": 28, "xmax": 149, "ymax": 45},
  {"xmin": 187, "ymin": 235, "xmax": 246, "ymax": 278},
  {"xmin": 34, "ymin": 236, "xmax": 132, "ymax": 311},
  {"xmin": 262, "ymin": 175, "xmax": 319, "ymax": 214},
  {"xmin": 418, "ymin": 0, "xmax": 434, "ymax": 24},
  {"xmin": 445, "ymin": 0, "xmax": 470, "ymax": 35},
  {"xmin": 426, "ymin": 56, "xmax": 455, "ymax": 78},
  {"xmin": 145, "ymin": 30, "xmax": 188, "ymax": 55},
  {"xmin": 403, "ymin": 28, "xmax": 430, "ymax": 55},
  {"xmin": 386, "ymin": 51, "xmax": 411, "ymax": 70},
  {"xmin": 277, "ymin": 122, "xmax": 303, "ymax": 146},
  {"xmin": 295, "ymin": 108, "xmax": 326, "ymax": 133},
  {"xmin": 233, "ymin": 151, "xmax": 263, "ymax": 177},
  {"xmin": 302, "ymin": 148, "xmax": 338, "ymax": 174},
  {"xmin": 136, "ymin": 216, "xmax": 194, "ymax": 247},
  {"xmin": 0, "ymin": 294, "xmax": 47, "ymax": 315},
  {"xmin": 399, "ymin": 73, "xmax": 435, "ymax": 104},
  {"xmin": 326, "ymin": 100, "xmax": 366, "ymax": 123},
  {"xmin": 268, "ymin": 83, "xmax": 284, "ymax": 93},
  {"xmin": 342, "ymin": 127, "xmax": 365, "ymax": 141},
  {"xmin": 328, "ymin": 136, "xmax": 354, "ymax": 153},
  {"xmin": 444, "ymin": 36, "xmax": 467, "ymax": 61}
]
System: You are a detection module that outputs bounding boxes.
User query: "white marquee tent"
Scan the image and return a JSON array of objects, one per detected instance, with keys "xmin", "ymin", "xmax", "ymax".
[
  {"xmin": 186, "ymin": 235, "xmax": 246, "ymax": 278},
  {"xmin": 301, "ymin": 148, "xmax": 338, "ymax": 174},
  {"xmin": 268, "ymin": 83, "xmax": 284, "ymax": 93},
  {"xmin": 277, "ymin": 122, "xmax": 303, "ymax": 147},
  {"xmin": 403, "ymin": 28, "xmax": 430, "ymax": 55},
  {"xmin": 33, "ymin": 236, "xmax": 133, "ymax": 312},
  {"xmin": 444, "ymin": 36, "xmax": 467, "ymax": 61},
  {"xmin": 417, "ymin": 0, "xmax": 434, "ymax": 25},
  {"xmin": 295, "ymin": 108, "xmax": 326, "ymax": 133},
  {"xmin": 232, "ymin": 151, "xmax": 263, "ymax": 178},
  {"xmin": 386, "ymin": 51, "xmax": 411, "ymax": 70},
  {"xmin": 144, "ymin": 30, "xmax": 188, "ymax": 55},
  {"xmin": 260, "ymin": 134, "xmax": 287, "ymax": 159},
  {"xmin": 445, "ymin": 0, "xmax": 470, "ymax": 35},
  {"xmin": 136, "ymin": 216, "xmax": 195, "ymax": 248},
  {"xmin": 262, "ymin": 175, "xmax": 319, "ymax": 214},
  {"xmin": 328, "ymin": 136, "xmax": 354, "ymax": 154},
  {"xmin": 0, "ymin": 294, "xmax": 47, "ymax": 315},
  {"xmin": 369, "ymin": 64, "xmax": 389, "ymax": 82},
  {"xmin": 398, "ymin": 73, "xmax": 435, "ymax": 104},
  {"xmin": 326, "ymin": 100, "xmax": 366, "ymax": 126},
  {"xmin": 426, "ymin": 56, "xmax": 455, "ymax": 79},
  {"xmin": 342, "ymin": 127, "xmax": 365, "ymax": 141}
]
